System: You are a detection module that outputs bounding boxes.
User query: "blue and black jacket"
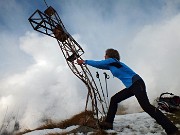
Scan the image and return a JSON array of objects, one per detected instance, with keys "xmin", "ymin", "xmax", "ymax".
[{"xmin": 84, "ymin": 58, "xmax": 141, "ymax": 88}]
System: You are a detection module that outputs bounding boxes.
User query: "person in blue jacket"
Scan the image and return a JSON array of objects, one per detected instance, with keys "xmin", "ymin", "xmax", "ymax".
[{"xmin": 77, "ymin": 48, "xmax": 179, "ymax": 135}]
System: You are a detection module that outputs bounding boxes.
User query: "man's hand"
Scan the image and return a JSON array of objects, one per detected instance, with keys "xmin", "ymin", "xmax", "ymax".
[{"xmin": 77, "ymin": 59, "xmax": 85, "ymax": 65}]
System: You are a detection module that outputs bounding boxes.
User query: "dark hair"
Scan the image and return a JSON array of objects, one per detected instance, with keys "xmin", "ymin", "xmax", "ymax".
[{"xmin": 106, "ymin": 48, "xmax": 120, "ymax": 61}]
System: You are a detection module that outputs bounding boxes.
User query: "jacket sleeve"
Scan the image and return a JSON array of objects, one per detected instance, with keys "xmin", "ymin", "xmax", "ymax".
[{"xmin": 84, "ymin": 58, "xmax": 115, "ymax": 70}]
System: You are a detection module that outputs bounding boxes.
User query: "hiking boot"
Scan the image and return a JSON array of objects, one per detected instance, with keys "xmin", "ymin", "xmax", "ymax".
[
  {"xmin": 99, "ymin": 121, "xmax": 113, "ymax": 130},
  {"xmin": 168, "ymin": 130, "xmax": 180, "ymax": 135}
]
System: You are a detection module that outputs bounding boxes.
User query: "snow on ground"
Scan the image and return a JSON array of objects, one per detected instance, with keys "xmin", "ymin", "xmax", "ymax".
[
  {"xmin": 24, "ymin": 112, "xmax": 172, "ymax": 135},
  {"xmin": 24, "ymin": 125, "xmax": 80, "ymax": 135},
  {"xmin": 112, "ymin": 112, "xmax": 166, "ymax": 135}
]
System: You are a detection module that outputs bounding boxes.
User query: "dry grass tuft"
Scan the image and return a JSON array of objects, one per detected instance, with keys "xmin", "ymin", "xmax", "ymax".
[
  {"xmin": 35, "ymin": 110, "xmax": 98, "ymax": 130},
  {"xmin": 59, "ymin": 110, "xmax": 98, "ymax": 129},
  {"xmin": 16, "ymin": 110, "xmax": 100, "ymax": 135}
]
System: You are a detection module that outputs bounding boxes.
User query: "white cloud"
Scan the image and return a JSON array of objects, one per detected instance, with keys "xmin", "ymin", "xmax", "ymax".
[
  {"xmin": 0, "ymin": 32, "xmax": 86, "ymax": 130},
  {"xmin": 128, "ymin": 13, "xmax": 180, "ymax": 101}
]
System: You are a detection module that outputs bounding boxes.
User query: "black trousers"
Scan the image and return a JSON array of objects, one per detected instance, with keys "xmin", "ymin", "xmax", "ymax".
[{"xmin": 105, "ymin": 79, "xmax": 178, "ymax": 134}]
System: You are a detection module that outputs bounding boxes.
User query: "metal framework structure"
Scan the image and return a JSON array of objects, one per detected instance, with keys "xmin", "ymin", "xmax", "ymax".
[{"xmin": 28, "ymin": 6, "xmax": 108, "ymax": 127}]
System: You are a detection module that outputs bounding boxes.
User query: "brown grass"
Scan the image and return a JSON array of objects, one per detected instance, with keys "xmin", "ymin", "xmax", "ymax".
[
  {"xmin": 35, "ymin": 110, "xmax": 98, "ymax": 130},
  {"xmin": 16, "ymin": 110, "xmax": 101, "ymax": 135},
  {"xmin": 166, "ymin": 111, "xmax": 180, "ymax": 125}
]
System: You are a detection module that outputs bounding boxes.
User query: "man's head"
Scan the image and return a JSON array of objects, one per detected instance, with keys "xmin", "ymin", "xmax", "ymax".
[{"xmin": 105, "ymin": 48, "xmax": 120, "ymax": 61}]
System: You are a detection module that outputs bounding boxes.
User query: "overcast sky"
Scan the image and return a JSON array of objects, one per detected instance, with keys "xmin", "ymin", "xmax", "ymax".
[{"xmin": 1, "ymin": 0, "xmax": 180, "ymax": 130}]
